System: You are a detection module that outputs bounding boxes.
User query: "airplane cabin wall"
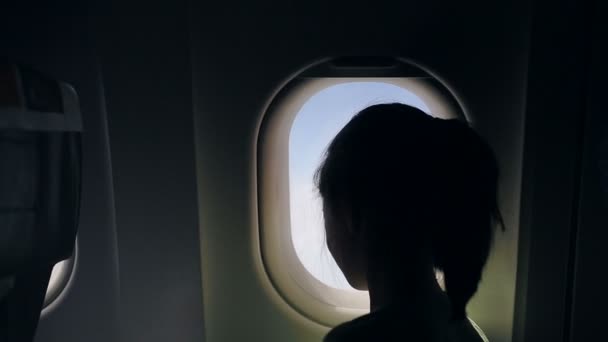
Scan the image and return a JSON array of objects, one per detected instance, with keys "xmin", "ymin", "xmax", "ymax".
[
  {"xmin": 96, "ymin": 1, "xmax": 206, "ymax": 342},
  {"xmin": 570, "ymin": 3, "xmax": 608, "ymax": 340},
  {"xmin": 513, "ymin": 1, "xmax": 602, "ymax": 341}
]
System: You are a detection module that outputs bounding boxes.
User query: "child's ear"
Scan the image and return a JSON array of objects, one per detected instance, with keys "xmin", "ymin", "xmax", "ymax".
[
  {"xmin": 338, "ymin": 202, "xmax": 368, "ymax": 241},
  {"xmin": 341, "ymin": 203, "xmax": 360, "ymax": 236},
  {"xmin": 347, "ymin": 208, "xmax": 369, "ymax": 242}
]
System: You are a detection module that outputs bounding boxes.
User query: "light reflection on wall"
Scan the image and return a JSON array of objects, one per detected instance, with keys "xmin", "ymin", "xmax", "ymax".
[{"xmin": 43, "ymin": 242, "xmax": 76, "ymax": 310}]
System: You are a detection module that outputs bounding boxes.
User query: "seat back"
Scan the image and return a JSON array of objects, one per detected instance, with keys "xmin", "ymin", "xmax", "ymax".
[{"xmin": 0, "ymin": 63, "xmax": 82, "ymax": 341}]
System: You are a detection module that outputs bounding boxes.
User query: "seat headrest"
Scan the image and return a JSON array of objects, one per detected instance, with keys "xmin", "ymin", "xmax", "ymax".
[
  {"xmin": 0, "ymin": 62, "xmax": 83, "ymax": 341},
  {"xmin": 0, "ymin": 62, "xmax": 82, "ymax": 278}
]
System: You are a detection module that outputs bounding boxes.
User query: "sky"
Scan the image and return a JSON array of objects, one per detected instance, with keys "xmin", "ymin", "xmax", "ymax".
[{"xmin": 288, "ymin": 82, "xmax": 430, "ymax": 290}]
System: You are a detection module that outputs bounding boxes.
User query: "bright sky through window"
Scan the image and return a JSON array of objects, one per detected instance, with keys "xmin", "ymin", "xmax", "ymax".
[{"xmin": 289, "ymin": 82, "xmax": 431, "ymax": 290}]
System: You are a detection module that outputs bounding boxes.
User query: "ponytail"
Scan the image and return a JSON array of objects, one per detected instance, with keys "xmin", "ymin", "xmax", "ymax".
[{"xmin": 429, "ymin": 118, "xmax": 504, "ymax": 320}]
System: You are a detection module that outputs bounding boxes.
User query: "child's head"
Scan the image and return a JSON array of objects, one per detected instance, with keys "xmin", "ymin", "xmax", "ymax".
[{"xmin": 315, "ymin": 103, "xmax": 503, "ymax": 319}]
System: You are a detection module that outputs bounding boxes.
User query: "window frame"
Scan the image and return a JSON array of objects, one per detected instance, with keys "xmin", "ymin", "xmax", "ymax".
[{"xmin": 257, "ymin": 59, "xmax": 467, "ymax": 327}]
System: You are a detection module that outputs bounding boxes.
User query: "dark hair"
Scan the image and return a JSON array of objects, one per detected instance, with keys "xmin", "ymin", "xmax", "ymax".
[{"xmin": 314, "ymin": 103, "xmax": 503, "ymax": 320}]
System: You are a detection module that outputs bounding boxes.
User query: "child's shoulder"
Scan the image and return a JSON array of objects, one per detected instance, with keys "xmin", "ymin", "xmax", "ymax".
[
  {"xmin": 323, "ymin": 309, "xmax": 412, "ymax": 342},
  {"xmin": 323, "ymin": 309, "xmax": 486, "ymax": 342}
]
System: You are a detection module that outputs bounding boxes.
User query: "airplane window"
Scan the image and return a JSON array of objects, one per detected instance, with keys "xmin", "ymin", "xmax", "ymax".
[
  {"xmin": 289, "ymin": 82, "xmax": 431, "ymax": 290},
  {"xmin": 259, "ymin": 67, "xmax": 467, "ymax": 327}
]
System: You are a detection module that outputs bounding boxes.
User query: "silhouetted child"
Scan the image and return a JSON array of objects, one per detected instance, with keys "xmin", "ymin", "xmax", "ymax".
[{"xmin": 315, "ymin": 103, "xmax": 503, "ymax": 342}]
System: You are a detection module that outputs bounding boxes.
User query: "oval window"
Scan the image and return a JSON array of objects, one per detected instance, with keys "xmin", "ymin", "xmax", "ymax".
[{"xmin": 258, "ymin": 58, "xmax": 467, "ymax": 327}]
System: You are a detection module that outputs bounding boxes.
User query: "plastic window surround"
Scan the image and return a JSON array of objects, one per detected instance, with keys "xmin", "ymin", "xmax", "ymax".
[{"xmin": 258, "ymin": 64, "xmax": 467, "ymax": 327}]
